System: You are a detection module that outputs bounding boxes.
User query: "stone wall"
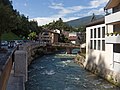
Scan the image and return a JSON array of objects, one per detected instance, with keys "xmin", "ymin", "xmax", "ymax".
[
  {"xmin": 75, "ymin": 53, "xmax": 120, "ymax": 86},
  {"xmin": 85, "ymin": 61, "xmax": 120, "ymax": 86},
  {"xmin": 14, "ymin": 42, "xmax": 43, "ymax": 82}
]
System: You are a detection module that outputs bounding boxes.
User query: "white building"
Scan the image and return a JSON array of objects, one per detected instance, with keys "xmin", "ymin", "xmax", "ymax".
[
  {"xmin": 54, "ymin": 29, "xmax": 61, "ymax": 34},
  {"xmin": 105, "ymin": 0, "xmax": 120, "ymax": 72},
  {"xmin": 68, "ymin": 32, "xmax": 77, "ymax": 44},
  {"xmin": 85, "ymin": 18, "xmax": 107, "ymax": 69},
  {"xmin": 85, "ymin": 0, "xmax": 120, "ymax": 85}
]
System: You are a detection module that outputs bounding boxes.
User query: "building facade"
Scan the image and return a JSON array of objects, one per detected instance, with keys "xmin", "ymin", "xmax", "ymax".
[
  {"xmin": 39, "ymin": 30, "xmax": 59, "ymax": 44},
  {"xmin": 105, "ymin": 0, "xmax": 120, "ymax": 72},
  {"xmin": 85, "ymin": 18, "xmax": 107, "ymax": 69},
  {"xmin": 85, "ymin": 0, "xmax": 120, "ymax": 85},
  {"xmin": 68, "ymin": 32, "xmax": 77, "ymax": 44}
]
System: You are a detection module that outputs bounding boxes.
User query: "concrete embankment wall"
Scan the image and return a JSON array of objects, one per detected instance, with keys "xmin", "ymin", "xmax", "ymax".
[
  {"xmin": 14, "ymin": 43, "xmax": 45, "ymax": 82},
  {"xmin": 75, "ymin": 52, "xmax": 120, "ymax": 86},
  {"xmin": 13, "ymin": 42, "xmax": 46, "ymax": 90},
  {"xmin": 14, "ymin": 42, "xmax": 59, "ymax": 89}
]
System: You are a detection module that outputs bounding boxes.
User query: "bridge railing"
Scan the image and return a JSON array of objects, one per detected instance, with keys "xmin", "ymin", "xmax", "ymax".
[{"xmin": 52, "ymin": 42, "xmax": 80, "ymax": 48}]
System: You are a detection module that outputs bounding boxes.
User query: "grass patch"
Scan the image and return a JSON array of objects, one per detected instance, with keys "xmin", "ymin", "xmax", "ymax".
[{"xmin": 1, "ymin": 32, "xmax": 21, "ymax": 41}]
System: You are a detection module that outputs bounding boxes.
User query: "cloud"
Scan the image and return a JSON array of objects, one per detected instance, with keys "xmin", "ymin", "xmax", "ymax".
[
  {"xmin": 87, "ymin": 8, "xmax": 105, "ymax": 16},
  {"xmin": 31, "ymin": 0, "xmax": 109, "ymax": 26},
  {"xmin": 89, "ymin": 0, "xmax": 109, "ymax": 8},
  {"xmin": 31, "ymin": 17, "xmax": 79, "ymax": 26},
  {"xmin": 49, "ymin": 3, "xmax": 84, "ymax": 18},
  {"xmin": 49, "ymin": 2, "xmax": 63, "ymax": 9}
]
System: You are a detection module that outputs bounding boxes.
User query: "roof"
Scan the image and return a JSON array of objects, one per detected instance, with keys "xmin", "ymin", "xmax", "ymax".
[
  {"xmin": 86, "ymin": 17, "xmax": 105, "ymax": 27},
  {"xmin": 104, "ymin": 0, "xmax": 120, "ymax": 10},
  {"xmin": 68, "ymin": 36, "xmax": 77, "ymax": 41}
]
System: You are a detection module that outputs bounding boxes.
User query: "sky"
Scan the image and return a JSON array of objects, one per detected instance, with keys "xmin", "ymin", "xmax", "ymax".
[{"xmin": 12, "ymin": 0, "xmax": 109, "ymax": 26}]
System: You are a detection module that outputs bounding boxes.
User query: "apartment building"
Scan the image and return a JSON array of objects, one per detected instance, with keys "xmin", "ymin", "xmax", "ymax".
[
  {"xmin": 85, "ymin": 0, "xmax": 120, "ymax": 83},
  {"xmin": 39, "ymin": 30, "xmax": 59, "ymax": 44},
  {"xmin": 85, "ymin": 18, "xmax": 107, "ymax": 68},
  {"xmin": 105, "ymin": 0, "xmax": 120, "ymax": 72}
]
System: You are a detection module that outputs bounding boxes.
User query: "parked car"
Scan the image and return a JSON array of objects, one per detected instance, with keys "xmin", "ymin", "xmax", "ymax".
[
  {"xmin": 8, "ymin": 41, "xmax": 15, "ymax": 48},
  {"xmin": 14, "ymin": 40, "xmax": 23, "ymax": 45},
  {"xmin": 1, "ymin": 41, "xmax": 8, "ymax": 46}
]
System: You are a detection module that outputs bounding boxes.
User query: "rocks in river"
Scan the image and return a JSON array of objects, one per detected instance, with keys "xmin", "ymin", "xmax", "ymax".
[{"xmin": 42, "ymin": 70, "xmax": 55, "ymax": 75}]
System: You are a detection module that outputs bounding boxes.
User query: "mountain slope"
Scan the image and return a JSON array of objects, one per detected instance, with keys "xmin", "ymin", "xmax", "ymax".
[{"xmin": 66, "ymin": 15, "xmax": 103, "ymax": 27}]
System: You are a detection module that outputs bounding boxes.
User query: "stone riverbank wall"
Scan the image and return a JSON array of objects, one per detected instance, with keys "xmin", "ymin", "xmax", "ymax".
[
  {"xmin": 14, "ymin": 42, "xmax": 46, "ymax": 82},
  {"xmin": 75, "ymin": 53, "xmax": 120, "ymax": 86},
  {"xmin": 14, "ymin": 42, "xmax": 58, "ymax": 90}
]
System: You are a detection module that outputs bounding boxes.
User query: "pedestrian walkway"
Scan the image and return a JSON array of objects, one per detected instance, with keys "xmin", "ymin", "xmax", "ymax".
[{"xmin": 7, "ymin": 65, "xmax": 24, "ymax": 90}]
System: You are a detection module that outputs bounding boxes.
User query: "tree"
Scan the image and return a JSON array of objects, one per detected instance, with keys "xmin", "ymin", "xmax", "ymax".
[
  {"xmin": 28, "ymin": 32, "xmax": 37, "ymax": 40},
  {"xmin": 0, "ymin": 3, "xmax": 17, "ymax": 47},
  {"xmin": 77, "ymin": 26, "xmax": 86, "ymax": 32},
  {"xmin": 41, "ymin": 18, "xmax": 75, "ymax": 32}
]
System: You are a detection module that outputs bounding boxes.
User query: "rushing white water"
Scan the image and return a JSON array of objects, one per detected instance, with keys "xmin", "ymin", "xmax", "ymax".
[
  {"xmin": 26, "ymin": 53, "xmax": 120, "ymax": 90},
  {"xmin": 41, "ymin": 70, "xmax": 56, "ymax": 75}
]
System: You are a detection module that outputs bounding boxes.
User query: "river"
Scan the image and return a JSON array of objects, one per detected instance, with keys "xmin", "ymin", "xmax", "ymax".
[{"xmin": 25, "ymin": 52, "xmax": 120, "ymax": 90}]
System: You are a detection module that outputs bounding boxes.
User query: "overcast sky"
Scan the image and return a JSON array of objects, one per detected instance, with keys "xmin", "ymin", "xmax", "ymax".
[{"xmin": 12, "ymin": 0, "xmax": 109, "ymax": 26}]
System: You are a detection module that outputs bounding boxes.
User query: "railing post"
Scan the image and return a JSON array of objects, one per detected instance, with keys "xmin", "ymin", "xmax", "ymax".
[{"xmin": 14, "ymin": 50, "xmax": 28, "ymax": 82}]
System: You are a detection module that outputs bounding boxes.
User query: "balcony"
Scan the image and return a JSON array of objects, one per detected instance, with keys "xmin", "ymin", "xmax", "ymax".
[
  {"xmin": 105, "ymin": 11, "xmax": 120, "ymax": 24},
  {"xmin": 105, "ymin": 34, "xmax": 120, "ymax": 44}
]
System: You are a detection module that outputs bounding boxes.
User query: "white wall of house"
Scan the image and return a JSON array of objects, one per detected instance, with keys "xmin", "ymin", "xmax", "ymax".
[
  {"xmin": 85, "ymin": 24, "xmax": 114, "ymax": 69},
  {"xmin": 54, "ymin": 29, "xmax": 60, "ymax": 34},
  {"xmin": 69, "ymin": 32, "xmax": 77, "ymax": 37},
  {"xmin": 105, "ymin": 11, "xmax": 120, "ymax": 24},
  {"xmin": 105, "ymin": 25, "xmax": 114, "ymax": 70},
  {"xmin": 71, "ymin": 41, "xmax": 76, "ymax": 44},
  {"xmin": 106, "ymin": 23, "xmax": 120, "ymax": 72}
]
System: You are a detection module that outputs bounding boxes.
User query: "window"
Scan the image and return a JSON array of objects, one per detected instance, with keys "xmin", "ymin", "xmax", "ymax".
[
  {"xmin": 90, "ymin": 40, "xmax": 93, "ymax": 49},
  {"xmin": 90, "ymin": 29, "xmax": 93, "ymax": 38},
  {"xmin": 102, "ymin": 27, "xmax": 105, "ymax": 38},
  {"xmin": 98, "ymin": 40, "xmax": 100, "ymax": 50},
  {"xmin": 102, "ymin": 40, "xmax": 105, "ymax": 51},
  {"xmin": 94, "ymin": 28, "xmax": 96, "ymax": 38},
  {"xmin": 94, "ymin": 40, "xmax": 96, "ymax": 49},
  {"xmin": 113, "ymin": 44, "xmax": 120, "ymax": 53},
  {"xmin": 98, "ymin": 27, "xmax": 100, "ymax": 38},
  {"xmin": 89, "ymin": 25, "xmax": 105, "ymax": 51}
]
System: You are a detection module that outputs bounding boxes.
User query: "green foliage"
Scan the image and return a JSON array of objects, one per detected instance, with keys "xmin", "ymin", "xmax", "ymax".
[
  {"xmin": 28, "ymin": 32, "xmax": 37, "ymax": 40},
  {"xmin": 42, "ymin": 18, "xmax": 75, "ymax": 32},
  {"xmin": 0, "ymin": 0, "xmax": 41, "ymax": 40},
  {"xmin": 106, "ymin": 32, "xmax": 120, "ymax": 36},
  {"xmin": 1, "ymin": 32, "xmax": 21, "ymax": 41},
  {"xmin": 77, "ymin": 26, "xmax": 86, "ymax": 32},
  {"xmin": 0, "ymin": 3, "xmax": 17, "ymax": 34}
]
